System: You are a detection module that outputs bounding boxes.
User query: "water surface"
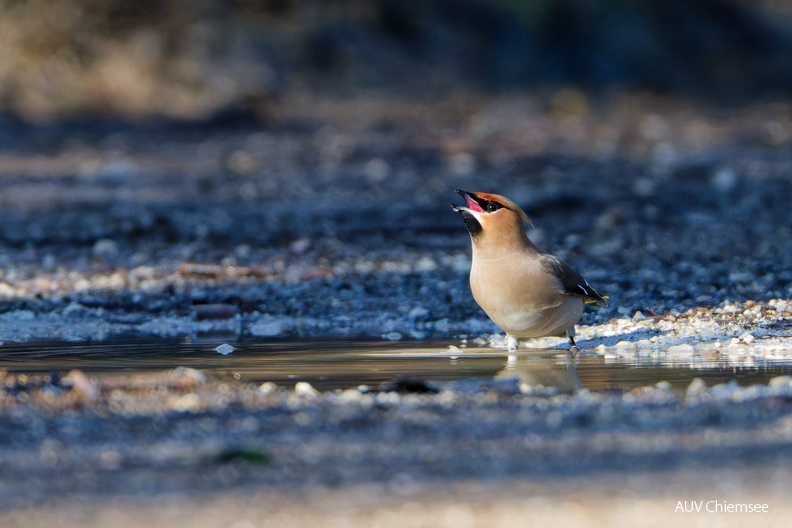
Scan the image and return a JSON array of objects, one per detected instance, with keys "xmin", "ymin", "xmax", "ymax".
[{"xmin": 1, "ymin": 338, "xmax": 790, "ymax": 392}]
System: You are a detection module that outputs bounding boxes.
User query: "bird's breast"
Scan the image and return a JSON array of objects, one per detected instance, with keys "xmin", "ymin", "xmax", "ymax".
[{"xmin": 469, "ymin": 252, "xmax": 583, "ymax": 338}]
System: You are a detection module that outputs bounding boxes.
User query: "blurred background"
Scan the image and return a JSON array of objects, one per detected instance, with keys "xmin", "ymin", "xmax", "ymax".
[
  {"xmin": 0, "ymin": 0, "xmax": 791, "ymax": 335},
  {"xmin": 2, "ymin": 0, "xmax": 792, "ymax": 122}
]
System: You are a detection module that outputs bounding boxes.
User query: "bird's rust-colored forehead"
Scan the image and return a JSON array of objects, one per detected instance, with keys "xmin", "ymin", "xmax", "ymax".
[{"xmin": 471, "ymin": 192, "xmax": 507, "ymax": 203}]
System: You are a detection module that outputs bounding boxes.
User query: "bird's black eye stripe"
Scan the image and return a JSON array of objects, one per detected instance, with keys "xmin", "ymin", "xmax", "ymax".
[{"xmin": 485, "ymin": 201, "xmax": 502, "ymax": 212}]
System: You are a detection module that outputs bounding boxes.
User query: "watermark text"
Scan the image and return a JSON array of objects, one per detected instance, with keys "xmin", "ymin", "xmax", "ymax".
[{"xmin": 675, "ymin": 500, "xmax": 768, "ymax": 513}]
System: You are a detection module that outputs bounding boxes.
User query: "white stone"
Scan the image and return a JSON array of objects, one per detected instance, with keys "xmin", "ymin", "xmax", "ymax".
[
  {"xmin": 667, "ymin": 344, "xmax": 695, "ymax": 356},
  {"xmin": 259, "ymin": 382, "xmax": 278, "ymax": 394},
  {"xmin": 686, "ymin": 377, "xmax": 708, "ymax": 399},
  {"xmin": 250, "ymin": 318, "xmax": 289, "ymax": 337},
  {"xmin": 739, "ymin": 332, "xmax": 755, "ymax": 345},
  {"xmin": 215, "ymin": 343, "xmax": 234, "ymax": 355},
  {"xmin": 711, "ymin": 167, "xmax": 738, "ymax": 192},
  {"xmin": 768, "ymin": 376, "xmax": 792, "ymax": 389},
  {"xmin": 294, "ymin": 381, "xmax": 319, "ymax": 398}
]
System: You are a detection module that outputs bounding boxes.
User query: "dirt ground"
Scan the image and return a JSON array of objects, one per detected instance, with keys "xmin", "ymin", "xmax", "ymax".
[{"xmin": 1, "ymin": 92, "xmax": 792, "ymax": 526}]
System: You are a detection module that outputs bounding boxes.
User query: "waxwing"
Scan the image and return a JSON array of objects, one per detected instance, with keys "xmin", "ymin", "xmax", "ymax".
[{"xmin": 451, "ymin": 189, "xmax": 606, "ymax": 350}]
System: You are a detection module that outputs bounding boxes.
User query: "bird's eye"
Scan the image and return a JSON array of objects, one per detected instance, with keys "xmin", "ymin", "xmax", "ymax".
[{"xmin": 485, "ymin": 201, "xmax": 500, "ymax": 212}]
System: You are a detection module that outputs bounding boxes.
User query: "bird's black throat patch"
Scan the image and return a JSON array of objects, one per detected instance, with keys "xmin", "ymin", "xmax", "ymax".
[{"xmin": 458, "ymin": 209, "xmax": 482, "ymax": 237}]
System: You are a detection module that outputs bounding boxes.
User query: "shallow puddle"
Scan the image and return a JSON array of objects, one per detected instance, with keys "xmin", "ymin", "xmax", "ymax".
[{"xmin": 2, "ymin": 338, "xmax": 792, "ymax": 392}]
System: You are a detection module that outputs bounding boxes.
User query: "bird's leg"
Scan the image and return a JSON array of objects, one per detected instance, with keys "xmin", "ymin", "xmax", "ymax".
[
  {"xmin": 506, "ymin": 335, "xmax": 519, "ymax": 351},
  {"xmin": 566, "ymin": 328, "xmax": 579, "ymax": 355}
]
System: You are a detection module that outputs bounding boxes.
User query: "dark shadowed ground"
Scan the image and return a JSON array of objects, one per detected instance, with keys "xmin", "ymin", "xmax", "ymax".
[{"xmin": 1, "ymin": 1, "xmax": 792, "ymax": 526}]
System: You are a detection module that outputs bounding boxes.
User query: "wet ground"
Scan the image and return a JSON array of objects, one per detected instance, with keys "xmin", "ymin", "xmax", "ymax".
[
  {"xmin": 2, "ymin": 338, "xmax": 792, "ymax": 391},
  {"xmin": 1, "ymin": 92, "xmax": 792, "ymax": 526}
]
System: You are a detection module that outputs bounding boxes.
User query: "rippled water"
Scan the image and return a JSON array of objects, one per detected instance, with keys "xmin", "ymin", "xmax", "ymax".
[{"xmin": 1, "ymin": 338, "xmax": 791, "ymax": 392}]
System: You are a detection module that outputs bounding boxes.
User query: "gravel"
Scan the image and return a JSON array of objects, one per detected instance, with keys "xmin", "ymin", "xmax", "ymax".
[
  {"xmin": 2, "ymin": 370, "xmax": 792, "ymax": 525},
  {"xmin": 1, "ymin": 92, "xmax": 792, "ymax": 525}
]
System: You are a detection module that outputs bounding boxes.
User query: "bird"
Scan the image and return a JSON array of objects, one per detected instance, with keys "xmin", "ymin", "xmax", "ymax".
[{"xmin": 450, "ymin": 189, "xmax": 606, "ymax": 350}]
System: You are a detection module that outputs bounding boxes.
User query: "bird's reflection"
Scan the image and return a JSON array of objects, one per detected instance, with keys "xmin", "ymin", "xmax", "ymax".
[{"xmin": 495, "ymin": 352, "xmax": 582, "ymax": 393}]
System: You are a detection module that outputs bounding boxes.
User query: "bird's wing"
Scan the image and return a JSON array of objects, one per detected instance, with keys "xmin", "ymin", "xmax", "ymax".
[{"xmin": 538, "ymin": 253, "xmax": 607, "ymax": 306}]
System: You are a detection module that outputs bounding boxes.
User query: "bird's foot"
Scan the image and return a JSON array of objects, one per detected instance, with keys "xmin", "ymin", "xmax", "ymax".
[{"xmin": 567, "ymin": 332, "xmax": 579, "ymax": 356}]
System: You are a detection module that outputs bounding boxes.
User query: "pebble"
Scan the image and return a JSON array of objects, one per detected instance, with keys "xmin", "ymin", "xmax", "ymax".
[
  {"xmin": 259, "ymin": 382, "xmax": 278, "ymax": 394},
  {"xmin": 739, "ymin": 332, "xmax": 755, "ymax": 345},
  {"xmin": 250, "ymin": 318, "xmax": 290, "ymax": 337},
  {"xmin": 65, "ymin": 369, "xmax": 99, "ymax": 402},
  {"xmin": 667, "ymin": 344, "xmax": 695, "ymax": 355},
  {"xmin": 339, "ymin": 388, "xmax": 364, "ymax": 403},
  {"xmin": 289, "ymin": 237, "xmax": 312, "ymax": 254},
  {"xmin": 768, "ymin": 375, "xmax": 792, "ymax": 389},
  {"xmin": 413, "ymin": 256, "xmax": 438, "ymax": 273},
  {"xmin": 177, "ymin": 263, "xmax": 225, "ymax": 278},
  {"xmin": 655, "ymin": 381, "xmax": 672, "ymax": 392},
  {"xmin": 686, "ymin": 377, "xmax": 708, "ymax": 399},
  {"xmin": 170, "ymin": 393, "xmax": 201, "ymax": 412},
  {"xmin": 92, "ymin": 239, "xmax": 119, "ymax": 261},
  {"xmin": 215, "ymin": 343, "xmax": 235, "ymax": 356},
  {"xmin": 709, "ymin": 381, "xmax": 740, "ymax": 400},
  {"xmin": 774, "ymin": 300, "xmax": 790, "ymax": 313},
  {"xmin": 294, "ymin": 381, "xmax": 319, "ymax": 398},
  {"xmin": 711, "ymin": 166, "xmax": 738, "ymax": 192}
]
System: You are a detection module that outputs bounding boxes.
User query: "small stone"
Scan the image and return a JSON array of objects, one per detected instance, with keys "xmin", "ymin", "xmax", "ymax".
[
  {"xmin": 414, "ymin": 256, "xmax": 438, "ymax": 273},
  {"xmin": 686, "ymin": 377, "xmax": 708, "ymax": 399},
  {"xmin": 408, "ymin": 306, "xmax": 430, "ymax": 321},
  {"xmin": 632, "ymin": 310, "xmax": 647, "ymax": 321},
  {"xmin": 215, "ymin": 343, "xmax": 234, "ymax": 356},
  {"xmin": 170, "ymin": 393, "xmax": 201, "ymax": 412},
  {"xmin": 178, "ymin": 263, "xmax": 224, "ymax": 278},
  {"xmin": 250, "ymin": 318, "xmax": 289, "ymax": 337},
  {"xmin": 168, "ymin": 367, "xmax": 207, "ymax": 388},
  {"xmin": 667, "ymin": 344, "xmax": 695, "ymax": 356},
  {"xmin": 92, "ymin": 239, "xmax": 119, "ymax": 262},
  {"xmin": 711, "ymin": 166, "xmax": 738, "ymax": 192},
  {"xmin": 739, "ymin": 332, "xmax": 755, "ymax": 345},
  {"xmin": 383, "ymin": 332, "xmax": 403, "ymax": 341},
  {"xmin": 710, "ymin": 381, "xmax": 740, "ymax": 399},
  {"xmin": 655, "ymin": 381, "xmax": 672, "ymax": 392},
  {"xmin": 768, "ymin": 375, "xmax": 792, "ymax": 389},
  {"xmin": 65, "ymin": 369, "xmax": 99, "ymax": 402},
  {"xmin": 722, "ymin": 304, "xmax": 741, "ymax": 314},
  {"xmin": 63, "ymin": 302, "xmax": 90, "ymax": 317},
  {"xmin": 294, "ymin": 381, "xmax": 319, "ymax": 397},
  {"xmin": 339, "ymin": 388, "xmax": 363, "ymax": 402},
  {"xmin": 259, "ymin": 382, "xmax": 278, "ymax": 394},
  {"xmin": 289, "ymin": 237, "xmax": 311, "ymax": 254}
]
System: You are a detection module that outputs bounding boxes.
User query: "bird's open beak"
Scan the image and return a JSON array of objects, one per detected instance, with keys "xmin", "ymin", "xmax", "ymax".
[
  {"xmin": 450, "ymin": 189, "xmax": 488, "ymax": 215},
  {"xmin": 450, "ymin": 189, "xmax": 485, "ymax": 236},
  {"xmin": 453, "ymin": 189, "xmax": 487, "ymax": 213}
]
